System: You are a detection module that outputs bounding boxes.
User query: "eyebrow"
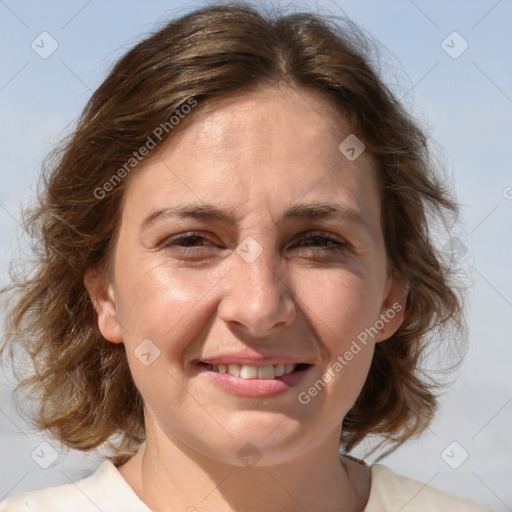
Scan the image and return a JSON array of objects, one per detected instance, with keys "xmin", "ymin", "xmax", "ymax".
[{"xmin": 141, "ymin": 202, "xmax": 372, "ymax": 236}]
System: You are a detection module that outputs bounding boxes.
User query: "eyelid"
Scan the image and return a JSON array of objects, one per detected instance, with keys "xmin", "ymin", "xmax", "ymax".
[
  {"xmin": 160, "ymin": 231, "xmax": 211, "ymax": 247},
  {"xmin": 295, "ymin": 229, "xmax": 346, "ymax": 242}
]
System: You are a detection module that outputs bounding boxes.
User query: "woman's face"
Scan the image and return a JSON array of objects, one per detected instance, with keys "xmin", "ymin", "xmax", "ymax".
[{"xmin": 87, "ymin": 85, "xmax": 407, "ymax": 466}]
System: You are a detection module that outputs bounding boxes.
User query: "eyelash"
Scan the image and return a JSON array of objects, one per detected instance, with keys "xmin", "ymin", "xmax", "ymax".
[{"xmin": 161, "ymin": 231, "xmax": 348, "ymax": 255}]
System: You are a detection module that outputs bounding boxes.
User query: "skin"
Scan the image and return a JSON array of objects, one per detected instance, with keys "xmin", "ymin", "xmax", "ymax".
[{"xmin": 85, "ymin": 84, "xmax": 408, "ymax": 512}]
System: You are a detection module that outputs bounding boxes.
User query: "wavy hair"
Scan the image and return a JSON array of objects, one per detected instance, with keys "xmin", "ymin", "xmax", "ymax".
[{"xmin": 0, "ymin": 2, "xmax": 466, "ymax": 465}]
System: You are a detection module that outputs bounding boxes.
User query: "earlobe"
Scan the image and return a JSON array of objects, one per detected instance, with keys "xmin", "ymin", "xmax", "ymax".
[
  {"xmin": 374, "ymin": 270, "xmax": 409, "ymax": 343},
  {"xmin": 83, "ymin": 269, "xmax": 124, "ymax": 344}
]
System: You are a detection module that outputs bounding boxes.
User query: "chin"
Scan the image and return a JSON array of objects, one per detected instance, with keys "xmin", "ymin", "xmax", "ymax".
[{"xmin": 183, "ymin": 416, "xmax": 328, "ymax": 468}]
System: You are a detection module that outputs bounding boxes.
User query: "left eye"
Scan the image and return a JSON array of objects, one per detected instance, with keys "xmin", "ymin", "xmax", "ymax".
[{"xmin": 293, "ymin": 233, "xmax": 347, "ymax": 251}]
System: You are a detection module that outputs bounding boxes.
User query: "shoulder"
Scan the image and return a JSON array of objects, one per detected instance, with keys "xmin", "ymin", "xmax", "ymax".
[
  {"xmin": 0, "ymin": 460, "xmax": 150, "ymax": 512},
  {"xmin": 0, "ymin": 476, "xmax": 94, "ymax": 512},
  {"xmin": 365, "ymin": 464, "xmax": 495, "ymax": 512}
]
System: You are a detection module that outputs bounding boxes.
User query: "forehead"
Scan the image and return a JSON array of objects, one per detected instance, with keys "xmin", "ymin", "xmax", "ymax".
[
  {"xmin": 176, "ymin": 85, "xmax": 358, "ymax": 170},
  {"xmin": 121, "ymin": 85, "xmax": 382, "ymax": 235}
]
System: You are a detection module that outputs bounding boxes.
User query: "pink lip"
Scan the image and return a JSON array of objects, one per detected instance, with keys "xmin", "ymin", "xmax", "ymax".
[{"xmin": 196, "ymin": 362, "xmax": 313, "ymax": 397}]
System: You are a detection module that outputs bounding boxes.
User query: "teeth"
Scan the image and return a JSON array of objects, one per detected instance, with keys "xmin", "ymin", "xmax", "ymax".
[
  {"xmin": 274, "ymin": 363, "xmax": 285, "ymax": 377},
  {"xmin": 285, "ymin": 363, "xmax": 295, "ymax": 374},
  {"xmin": 240, "ymin": 365, "xmax": 258, "ymax": 379},
  {"xmin": 227, "ymin": 364, "xmax": 240, "ymax": 377},
  {"xmin": 209, "ymin": 362, "xmax": 300, "ymax": 379},
  {"xmin": 257, "ymin": 365, "xmax": 275, "ymax": 378}
]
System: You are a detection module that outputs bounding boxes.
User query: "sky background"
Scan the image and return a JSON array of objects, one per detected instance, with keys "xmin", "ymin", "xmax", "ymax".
[{"xmin": 0, "ymin": 0, "xmax": 511, "ymax": 510}]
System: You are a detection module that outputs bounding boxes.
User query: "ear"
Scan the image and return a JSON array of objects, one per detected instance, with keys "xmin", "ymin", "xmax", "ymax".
[
  {"xmin": 84, "ymin": 268, "xmax": 124, "ymax": 344},
  {"xmin": 374, "ymin": 269, "xmax": 409, "ymax": 343}
]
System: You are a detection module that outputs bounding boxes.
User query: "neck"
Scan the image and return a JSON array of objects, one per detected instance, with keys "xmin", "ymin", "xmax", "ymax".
[{"xmin": 116, "ymin": 417, "xmax": 370, "ymax": 512}]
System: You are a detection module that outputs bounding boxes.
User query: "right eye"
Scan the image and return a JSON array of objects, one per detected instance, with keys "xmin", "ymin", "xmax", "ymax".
[{"xmin": 160, "ymin": 232, "xmax": 214, "ymax": 254}]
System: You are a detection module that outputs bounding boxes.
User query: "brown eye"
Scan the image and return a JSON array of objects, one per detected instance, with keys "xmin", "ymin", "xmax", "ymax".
[
  {"xmin": 161, "ymin": 232, "xmax": 215, "ymax": 253},
  {"xmin": 292, "ymin": 232, "xmax": 348, "ymax": 253}
]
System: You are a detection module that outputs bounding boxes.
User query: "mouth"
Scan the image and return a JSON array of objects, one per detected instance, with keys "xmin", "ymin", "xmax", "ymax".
[
  {"xmin": 196, "ymin": 361, "xmax": 313, "ymax": 397},
  {"xmin": 199, "ymin": 362, "xmax": 311, "ymax": 379}
]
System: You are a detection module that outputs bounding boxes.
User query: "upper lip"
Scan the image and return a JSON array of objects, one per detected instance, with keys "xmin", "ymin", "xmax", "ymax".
[{"xmin": 198, "ymin": 354, "xmax": 313, "ymax": 366}]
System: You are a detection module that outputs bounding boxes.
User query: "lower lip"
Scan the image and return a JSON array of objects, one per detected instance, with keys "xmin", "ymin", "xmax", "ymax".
[{"xmin": 197, "ymin": 364, "xmax": 312, "ymax": 397}]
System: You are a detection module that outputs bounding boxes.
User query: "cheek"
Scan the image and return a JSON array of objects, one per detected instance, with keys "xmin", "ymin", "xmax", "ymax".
[
  {"xmin": 299, "ymin": 268, "xmax": 381, "ymax": 341},
  {"xmin": 295, "ymin": 271, "xmax": 379, "ymax": 410},
  {"xmin": 114, "ymin": 260, "xmax": 224, "ymax": 354},
  {"xmin": 113, "ymin": 263, "xmax": 220, "ymax": 411}
]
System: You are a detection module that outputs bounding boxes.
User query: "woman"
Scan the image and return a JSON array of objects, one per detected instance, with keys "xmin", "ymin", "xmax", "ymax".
[{"xmin": 0, "ymin": 2, "xmax": 494, "ymax": 511}]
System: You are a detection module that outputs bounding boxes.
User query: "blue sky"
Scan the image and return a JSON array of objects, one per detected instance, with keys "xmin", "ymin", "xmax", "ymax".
[{"xmin": 1, "ymin": 1, "xmax": 511, "ymax": 510}]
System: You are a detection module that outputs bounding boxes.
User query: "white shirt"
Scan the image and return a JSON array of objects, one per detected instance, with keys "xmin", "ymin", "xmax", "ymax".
[{"xmin": 0, "ymin": 459, "xmax": 494, "ymax": 511}]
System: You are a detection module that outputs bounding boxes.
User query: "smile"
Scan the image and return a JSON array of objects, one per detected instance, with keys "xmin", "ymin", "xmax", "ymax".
[
  {"xmin": 197, "ymin": 362, "xmax": 313, "ymax": 397},
  {"xmin": 204, "ymin": 362, "xmax": 309, "ymax": 379}
]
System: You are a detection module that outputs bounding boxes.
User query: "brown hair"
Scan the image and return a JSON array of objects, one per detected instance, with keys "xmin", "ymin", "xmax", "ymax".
[{"xmin": 0, "ymin": 2, "xmax": 466, "ymax": 464}]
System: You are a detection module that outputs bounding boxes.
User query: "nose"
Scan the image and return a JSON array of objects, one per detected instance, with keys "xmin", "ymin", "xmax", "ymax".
[{"xmin": 216, "ymin": 241, "xmax": 297, "ymax": 339}]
